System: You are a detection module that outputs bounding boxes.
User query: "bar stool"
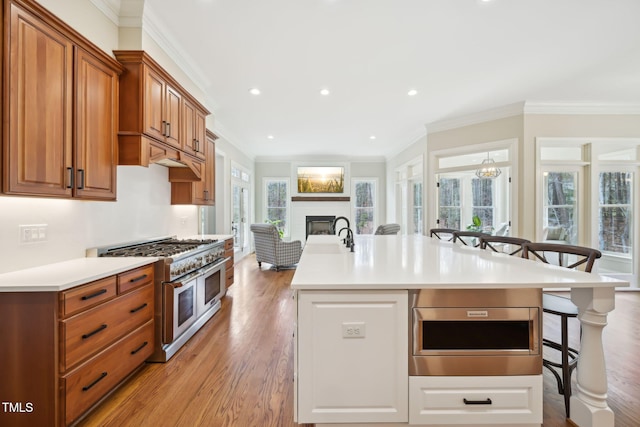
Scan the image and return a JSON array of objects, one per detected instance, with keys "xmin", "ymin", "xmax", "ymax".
[
  {"xmin": 429, "ymin": 228, "xmax": 457, "ymax": 241},
  {"xmin": 521, "ymin": 242, "xmax": 602, "ymax": 418},
  {"xmin": 479, "ymin": 235, "xmax": 531, "ymax": 256},
  {"xmin": 452, "ymin": 230, "xmax": 489, "ymax": 247}
]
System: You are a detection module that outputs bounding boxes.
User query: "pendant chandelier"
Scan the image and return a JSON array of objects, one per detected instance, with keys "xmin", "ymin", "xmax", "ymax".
[{"xmin": 475, "ymin": 153, "xmax": 502, "ymax": 179}]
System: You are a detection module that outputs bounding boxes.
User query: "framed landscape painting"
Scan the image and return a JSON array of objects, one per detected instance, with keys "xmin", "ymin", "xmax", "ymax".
[{"xmin": 297, "ymin": 166, "xmax": 344, "ymax": 193}]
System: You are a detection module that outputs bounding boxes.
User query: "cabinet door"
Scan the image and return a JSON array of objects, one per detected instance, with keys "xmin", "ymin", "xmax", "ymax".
[
  {"xmin": 164, "ymin": 84, "xmax": 182, "ymax": 149},
  {"xmin": 182, "ymin": 99, "xmax": 196, "ymax": 156},
  {"xmin": 193, "ymin": 138, "xmax": 214, "ymax": 205},
  {"xmin": 143, "ymin": 67, "xmax": 165, "ymax": 141},
  {"xmin": 297, "ymin": 290, "xmax": 408, "ymax": 424},
  {"xmin": 74, "ymin": 48, "xmax": 118, "ymax": 200},
  {"xmin": 5, "ymin": 3, "xmax": 73, "ymax": 197},
  {"xmin": 194, "ymin": 109, "xmax": 207, "ymax": 161}
]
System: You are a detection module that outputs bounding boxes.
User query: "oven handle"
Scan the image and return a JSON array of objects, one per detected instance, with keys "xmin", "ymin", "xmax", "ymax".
[{"xmin": 199, "ymin": 258, "xmax": 227, "ymax": 276}]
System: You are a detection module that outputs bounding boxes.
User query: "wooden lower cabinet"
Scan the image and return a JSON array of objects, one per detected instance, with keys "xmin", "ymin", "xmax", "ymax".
[
  {"xmin": 224, "ymin": 238, "xmax": 234, "ymax": 288},
  {"xmin": 62, "ymin": 321, "xmax": 154, "ymax": 426},
  {"xmin": 0, "ymin": 263, "xmax": 155, "ymax": 427}
]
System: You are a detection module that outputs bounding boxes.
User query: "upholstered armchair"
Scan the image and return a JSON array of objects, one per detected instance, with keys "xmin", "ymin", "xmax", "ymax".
[
  {"xmin": 374, "ymin": 223, "xmax": 401, "ymax": 235},
  {"xmin": 250, "ymin": 224, "xmax": 302, "ymax": 270}
]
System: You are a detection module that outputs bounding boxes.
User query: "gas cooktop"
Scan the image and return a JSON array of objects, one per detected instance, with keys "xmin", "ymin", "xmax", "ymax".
[{"xmin": 93, "ymin": 237, "xmax": 219, "ymax": 258}]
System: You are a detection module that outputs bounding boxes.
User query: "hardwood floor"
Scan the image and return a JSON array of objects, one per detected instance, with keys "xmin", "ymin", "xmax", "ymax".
[{"xmin": 80, "ymin": 255, "xmax": 639, "ymax": 427}]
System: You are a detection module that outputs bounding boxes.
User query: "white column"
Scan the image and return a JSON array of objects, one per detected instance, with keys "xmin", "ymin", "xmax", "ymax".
[{"xmin": 570, "ymin": 286, "xmax": 615, "ymax": 427}]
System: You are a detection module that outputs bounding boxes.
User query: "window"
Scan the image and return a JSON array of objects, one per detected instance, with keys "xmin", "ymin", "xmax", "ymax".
[
  {"xmin": 438, "ymin": 178, "xmax": 461, "ymax": 230},
  {"xmin": 543, "ymin": 171, "xmax": 578, "ymax": 244},
  {"xmin": 433, "ymin": 146, "xmax": 512, "ymax": 234},
  {"xmin": 353, "ymin": 179, "xmax": 376, "ymax": 234},
  {"xmin": 472, "ymin": 178, "xmax": 494, "ymax": 229},
  {"xmin": 264, "ymin": 178, "xmax": 290, "ymax": 237},
  {"xmin": 599, "ymin": 172, "xmax": 633, "ymax": 255},
  {"xmin": 412, "ymin": 181, "xmax": 423, "ymax": 234}
]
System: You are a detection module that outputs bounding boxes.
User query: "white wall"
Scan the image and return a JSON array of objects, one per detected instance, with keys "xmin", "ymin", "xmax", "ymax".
[{"xmin": 0, "ymin": 165, "xmax": 198, "ymax": 273}]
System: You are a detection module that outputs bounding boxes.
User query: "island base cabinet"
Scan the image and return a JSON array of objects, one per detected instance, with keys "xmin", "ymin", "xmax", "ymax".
[
  {"xmin": 409, "ymin": 375, "xmax": 543, "ymax": 426},
  {"xmin": 296, "ymin": 290, "xmax": 408, "ymax": 424}
]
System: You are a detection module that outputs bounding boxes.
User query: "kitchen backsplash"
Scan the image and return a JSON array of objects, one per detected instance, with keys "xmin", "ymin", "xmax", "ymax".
[{"xmin": 0, "ymin": 164, "xmax": 199, "ymax": 274}]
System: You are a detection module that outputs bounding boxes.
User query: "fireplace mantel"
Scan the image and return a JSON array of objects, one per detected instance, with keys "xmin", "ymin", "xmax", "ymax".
[{"xmin": 292, "ymin": 196, "xmax": 350, "ymax": 202}]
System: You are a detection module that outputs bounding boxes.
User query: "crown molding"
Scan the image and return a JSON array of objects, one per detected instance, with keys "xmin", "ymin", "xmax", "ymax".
[
  {"xmin": 89, "ymin": 0, "xmax": 121, "ymax": 25},
  {"xmin": 426, "ymin": 102, "xmax": 525, "ymax": 134},
  {"xmin": 523, "ymin": 102, "xmax": 640, "ymax": 115}
]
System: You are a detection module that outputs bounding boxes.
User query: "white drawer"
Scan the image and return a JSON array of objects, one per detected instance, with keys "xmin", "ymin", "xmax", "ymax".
[{"xmin": 409, "ymin": 375, "xmax": 542, "ymax": 425}]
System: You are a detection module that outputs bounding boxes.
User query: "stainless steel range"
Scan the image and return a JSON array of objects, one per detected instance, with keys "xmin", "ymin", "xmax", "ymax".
[{"xmin": 88, "ymin": 236, "xmax": 227, "ymax": 362}]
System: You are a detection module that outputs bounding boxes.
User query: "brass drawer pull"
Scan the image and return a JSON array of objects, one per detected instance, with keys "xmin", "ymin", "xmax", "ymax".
[
  {"xmin": 130, "ymin": 341, "xmax": 148, "ymax": 355},
  {"xmin": 80, "ymin": 289, "xmax": 107, "ymax": 301},
  {"xmin": 130, "ymin": 303, "xmax": 148, "ymax": 314},
  {"xmin": 82, "ymin": 372, "xmax": 107, "ymax": 392},
  {"xmin": 463, "ymin": 398, "xmax": 492, "ymax": 405},
  {"xmin": 82, "ymin": 324, "xmax": 107, "ymax": 339}
]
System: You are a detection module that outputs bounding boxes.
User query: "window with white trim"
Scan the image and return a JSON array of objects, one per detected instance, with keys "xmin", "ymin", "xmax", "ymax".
[
  {"xmin": 264, "ymin": 178, "xmax": 290, "ymax": 237},
  {"xmin": 353, "ymin": 179, "xmax": 376, "ymax": 234}
]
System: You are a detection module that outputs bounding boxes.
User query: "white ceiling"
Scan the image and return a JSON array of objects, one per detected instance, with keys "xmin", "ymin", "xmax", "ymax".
[{"xmin": 140, "ymin": 0, "xmax": 640, "ymax": 159}]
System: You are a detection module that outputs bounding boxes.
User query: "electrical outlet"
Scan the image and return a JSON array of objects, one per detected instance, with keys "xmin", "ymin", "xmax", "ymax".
[
  {"xmin": 19, "ymin": 224, "xmax": 48, "ymax": 243},
  {"xmin": 180, "ymin": 217, "xmax": 188, "ymax": 227},
  {"xmin": 342, "ymin": 322, "xmax": 366, "ymax": 338}
]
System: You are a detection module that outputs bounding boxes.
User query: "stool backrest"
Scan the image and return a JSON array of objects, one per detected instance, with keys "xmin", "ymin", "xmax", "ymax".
[
  {"xmin": 521, "ymin": 242, "xmax": 601, "ymax": 272},
  {"xmin": 452, "ymin": 231, "xmax": 489, "ymax": 247},
  {"xmin": 479, "ymin": 235, "xmax": 531, "ymax": 256},
  {"xmin": 429, "ymin": 228, "xmax": 457, "ymax": 241}
]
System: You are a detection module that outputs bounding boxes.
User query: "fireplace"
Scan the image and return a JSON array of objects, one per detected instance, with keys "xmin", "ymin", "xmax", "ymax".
[{"xmin": 306, "ymin": 216, "xmax": 336, "ymax": 239}]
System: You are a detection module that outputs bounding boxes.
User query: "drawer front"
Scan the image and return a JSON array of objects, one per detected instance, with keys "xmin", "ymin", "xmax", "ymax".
[
  {"xmin": 224, "ymin": 238, "xmax": 233, "ymax": 251},
  {"xmin": 409, "ymin": 375, "xmax": 542, "ymax": 425},
  {"xmin": 61, "ymin": 284, "xmax": 154, "ymax": 371},
  {"xmin": 225, "ymin": 268, "xmax": 234, "ymax": 287},
  {"xmin": 118, "ymin": 263, "xmax": 154, "ymax": 294},
  {"xmin": 62, "ymin": 320, "xmax": 154, "ymax": 426},
  {"xmin": 60, "ymin": 276, "xmax": 117, "ymax": 318},
  {"xmin": 225, "ymin": 257, "xmax": 233, "ymax": 271}
]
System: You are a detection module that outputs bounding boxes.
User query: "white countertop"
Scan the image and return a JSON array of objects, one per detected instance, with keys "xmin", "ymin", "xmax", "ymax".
[
  {"xmin": 291, "ymin": 235, "xmax": 627, "ymax": 290},
  {"xmin": 0, "ymin": 257, "xmax": 158, "ymax": 292}
]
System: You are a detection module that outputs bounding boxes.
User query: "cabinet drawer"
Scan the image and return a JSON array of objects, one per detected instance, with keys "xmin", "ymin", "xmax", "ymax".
[
  {"xmin": 60, "ymin": 276, "xmax": 117, "ymax": 318},
  {"xmin": 62, "ymin": 320, "xmax": 154, "ymax": 426},
  {"xmin": 61, "ymin": 284, "xmax": 153, "ymax": 371},
  {"xmin": 409, "ymin": 375, "xmax": 542, "ymax": 425},
  {"xmin": 225, "ymin": 257, "xmax": 233, "ymax": 271},
  {"xmin": 224, "ymin": 238, "xmax": 233, "ymax": 251},
  {"xmin": 118, "ymin": 263, "xmax": 154, "ymax": 294},
  {"xmin": 225, "ymin": 268, "xmax": 234, "ymax": 286}
]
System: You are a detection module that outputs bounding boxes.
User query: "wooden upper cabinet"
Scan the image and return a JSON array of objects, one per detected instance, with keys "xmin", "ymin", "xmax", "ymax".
[
  {"xmin": 5, "ymin": 2, "xmax": 74, "ymax": 197},
  {"xmin": 182, "ymin": 98, "xmax": 206, "ymax": 161},
  {"xmin": 74, "ymin": 47, "xmax": 119, "ymax": 199},
  {"xmin": 114, "ymin": 50, "xmax": 210, "ymax": 172},
  {"xmin": 171, "ymin": 130, "xmax": 217, "ymax": 205},
  {"xmin": 3, "ymin": 0, "xmax": 122, "ymax": 200}
]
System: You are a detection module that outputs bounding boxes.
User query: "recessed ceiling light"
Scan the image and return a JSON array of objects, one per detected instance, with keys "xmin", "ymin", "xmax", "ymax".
[
  {"xmin": 267, "ymin": 135, "xmax": 274, "ymax": 140},
  {"xmin": 320, "ymin": 89, "xmax": 330, "ymax": 96},
  {"xmin": 369, "ymin": 135, "xmax": 376, "ymax": 140},
  {"xmin": 249, "ymin": 88, "xmax": 261, "ymax": 95},
  {"xmin": 407, "ymin": 89, "xmax": 418, "ymax": 96}
]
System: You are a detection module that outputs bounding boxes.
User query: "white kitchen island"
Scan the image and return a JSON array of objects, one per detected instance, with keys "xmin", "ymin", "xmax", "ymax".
[{"xmin": 291, "ymin": 235, "xmax": 626, "ymax": 427}]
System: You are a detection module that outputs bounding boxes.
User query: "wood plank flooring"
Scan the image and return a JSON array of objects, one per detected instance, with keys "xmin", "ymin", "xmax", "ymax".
[{"xmin": 79, "ymin": 255, "xmax": 640, "ymax": 427}]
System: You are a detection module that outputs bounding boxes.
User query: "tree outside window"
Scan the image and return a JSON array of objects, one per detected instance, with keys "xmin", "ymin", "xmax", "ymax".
[
  {"xmin": 471, "ymin": 178, "xmax": 494, "ymax": 230},
  {"xmin": 438, "ymin": 178, "xmax": 461, "ymax": 229},
  {"xmin": 413, "ymin": 182, "xmax": 423, "ymax": 234},
  {"xmin": 599, "ymin": 172, "xmax": 633, "ymax": 255},
  {"xmin": 544, "ymin": 172, "xmax": 577, "ymax": 244},
  {"xmin": 354, "ymin": 180, "xmax": 375, "ymax": 234},
  {"xmin": 265, "ymin": 180, "xmax": 289, "ymax": 236}
]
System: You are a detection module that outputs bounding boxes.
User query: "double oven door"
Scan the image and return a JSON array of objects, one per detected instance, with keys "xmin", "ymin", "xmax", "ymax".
[{"xmin": 163, "ymin": 259, "xmax": 225, "ymax": 344}]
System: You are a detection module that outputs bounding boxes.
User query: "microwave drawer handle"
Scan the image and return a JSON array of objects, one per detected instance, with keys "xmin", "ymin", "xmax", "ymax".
[{"xmin": 463, "ymin": 398, "xmax": 492, "ymax": 405}]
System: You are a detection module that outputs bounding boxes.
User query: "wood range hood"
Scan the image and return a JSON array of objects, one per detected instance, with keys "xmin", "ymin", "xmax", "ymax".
[{"xmin": 118, "ymin": 133, "xmax": 203, "ymax": 182}]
